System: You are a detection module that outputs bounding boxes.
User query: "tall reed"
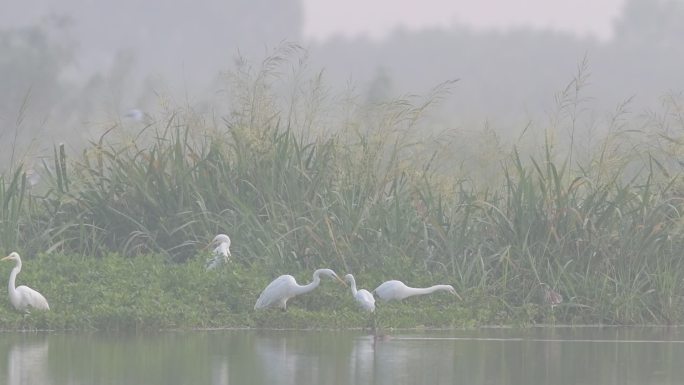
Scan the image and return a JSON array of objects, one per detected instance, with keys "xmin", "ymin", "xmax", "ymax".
[{"xmin": 3, "ymin": 50, "xmax": 684, "ymax": 324}]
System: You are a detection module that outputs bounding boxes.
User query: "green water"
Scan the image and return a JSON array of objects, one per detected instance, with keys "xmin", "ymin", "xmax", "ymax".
[{"xmin": 1, "ymin": 327, "xmax": 682, "ymax": 384}]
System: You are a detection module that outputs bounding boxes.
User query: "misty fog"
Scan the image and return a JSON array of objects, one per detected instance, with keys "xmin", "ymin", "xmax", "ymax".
[{"xmin": 1, "ymin": 0, "xmax": 683, "ymax": 168}]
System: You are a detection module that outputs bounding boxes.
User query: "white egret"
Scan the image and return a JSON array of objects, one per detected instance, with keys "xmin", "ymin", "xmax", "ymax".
[
  {"xmin": 2, "ymin": 252, "xmax": 50, "ymax": 312},
  {"xmin": 205, "ymin": 234, "xmax": 232, "ymax": 270},
  {"xmin": 344, "ymin": 274, "xmax": 375, "ymax": 312},
  {"xmin": 124, "ymin": 108, "xmax": 145, "ymax": 122},
  {"xmin": 254, "ymin": 268, "xmax": 346, "ymax": 311},
  {"xmin": 373, "ymin": 280, "xmax": 461, "ymax": 302},
  {"xmin": 25, "ymin": 169, "xmax": 40, "ymax": 187}
]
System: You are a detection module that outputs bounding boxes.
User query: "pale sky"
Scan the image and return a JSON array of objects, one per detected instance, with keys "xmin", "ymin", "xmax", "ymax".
[{"xmin": 302, "ymin": 0, "xmax": 626, "ymax": 41}]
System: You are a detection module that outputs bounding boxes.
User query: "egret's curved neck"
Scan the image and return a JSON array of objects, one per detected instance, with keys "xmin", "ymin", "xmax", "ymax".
[
  {"xmin": 294, "ymin": 272, "xmax": 322, "ymax": 295},
  {"xmin": 348, "ymin": 277, "xmax": 358, "ymax": 296},
  {"xmin": 406, "ymin": 285, "xmax": 450, "ymax": 297},
  {"xmin": 7, "ymin": 260, "xmax": 21, "ymax": 294}
]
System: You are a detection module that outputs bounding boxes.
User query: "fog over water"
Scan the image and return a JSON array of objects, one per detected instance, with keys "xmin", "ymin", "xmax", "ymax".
[{"xmin": 1, "ymin": 0, "xmax": 682, "ymax": 166}]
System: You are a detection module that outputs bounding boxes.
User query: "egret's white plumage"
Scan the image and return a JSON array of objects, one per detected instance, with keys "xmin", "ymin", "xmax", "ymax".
[
  {"xmin": 124, "ymin": 108, "xmax": 145, "ymax": 122},
  {"xmin": 254, "ymin": 268, "xmax": 345, "ymax": 310},
  {"xmin": 205, "ymin": 234, "xmax": 231, "ymax": 270},
  {"xmin": 25, "ymin": 169, "xmax": 40, "ymax": 187},
  {"xmin": 345, "ymin": 274, "xmax": 375, "ymax": 312},
  {"xmin": 373, "ymin": 280, "xmax": 460, "ymax": 302},
  {"xmin": 2, "ymin": 252, "xmax": 49, "ymax": 312}
]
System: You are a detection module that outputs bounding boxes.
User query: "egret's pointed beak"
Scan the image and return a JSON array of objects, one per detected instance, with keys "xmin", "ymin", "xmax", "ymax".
[
  {"xmin": 1, "ymin": 256, "xmax": 10, "ymax": 261},
  {"xmin": 453, "ymin": 290, "xmax": 463, "ymax": 301},
  {"xmin": 335, "ymin": 275, "xmax": 348, "ymax": 286}
]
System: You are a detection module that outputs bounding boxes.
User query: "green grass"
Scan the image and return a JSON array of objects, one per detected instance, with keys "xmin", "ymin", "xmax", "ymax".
[
  {"xmin": 2, "ymin": 50, "xmax": 684, "ymax": 329},
  {"xmin": 0, "ymin": 254, "xmax": 479, "ymax": 331}
]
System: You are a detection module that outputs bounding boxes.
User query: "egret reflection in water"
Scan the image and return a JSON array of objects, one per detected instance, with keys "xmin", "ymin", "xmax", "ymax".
[
  {"xmin": 6, "ymin": 339, "xmax": 50, "ymax": 385},
  {"xmin": 253, "ymin": 334, "xmax": 307, "ymax": 385},
  {"xmin": 0, "ymin": 329, "xmax": 682, "ymax": 385},
  {"xmin": 210, "ymin": 359, "xmax": 229, "ymax": 385}
]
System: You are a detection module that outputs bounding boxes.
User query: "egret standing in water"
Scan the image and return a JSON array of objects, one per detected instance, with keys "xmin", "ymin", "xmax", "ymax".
[
  {"xmin": 373, "ymin": 280, "xmax": 461, "ymax": 302},
  {"xmin": 205, "ymin": 234, "xmax": 231, "ymax": 270},
  {"xmin": 2, "ymin": 252, "xmax": 50, "ymax": 312},
  {"xmin": 254, "ymin": 268, "xmax": 346, "ymax": 311},
  {"xmin": 344, "ymin": 274, "xmax": 375, "ymax": 312}
]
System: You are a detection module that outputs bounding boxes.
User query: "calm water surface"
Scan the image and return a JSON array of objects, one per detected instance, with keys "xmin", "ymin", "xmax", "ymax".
[{"xmin": 1, "ymin": 327, "xmax": 682, "ymax": 384}]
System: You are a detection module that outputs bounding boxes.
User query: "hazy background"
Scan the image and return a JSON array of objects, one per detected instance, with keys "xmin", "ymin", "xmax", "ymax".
[{"xmin": 1, "ymin": 0, "xmax": 682, "ymax": 166}]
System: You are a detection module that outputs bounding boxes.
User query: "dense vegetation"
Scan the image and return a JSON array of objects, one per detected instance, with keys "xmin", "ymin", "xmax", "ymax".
[
  {"xmin": 1, "ymin": 53, "xmax": 684, "ymax": 330},
  {"xmin": 0, "ymin": 254, "xmax": 487, "ymax": 331}
]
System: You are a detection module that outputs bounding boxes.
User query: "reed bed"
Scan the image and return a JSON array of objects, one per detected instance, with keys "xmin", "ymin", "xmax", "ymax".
[{"xmin": 2, "ymin": 50, "xmax": 684, "ymax": 326}]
